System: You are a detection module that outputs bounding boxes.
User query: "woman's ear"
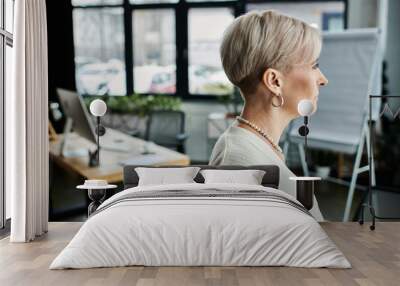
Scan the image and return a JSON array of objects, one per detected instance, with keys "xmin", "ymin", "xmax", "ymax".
[{"xmin": 262, "ymin": 68, "xmax": 283, "ymax": 95}]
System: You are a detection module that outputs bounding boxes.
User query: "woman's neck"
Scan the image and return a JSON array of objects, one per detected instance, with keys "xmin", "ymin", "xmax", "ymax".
[{"xmin": 239, "ymin": 101, "xmax": 293, "ymax": 147}]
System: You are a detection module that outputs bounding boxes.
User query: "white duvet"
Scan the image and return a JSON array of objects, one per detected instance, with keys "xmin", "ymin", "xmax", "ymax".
[{"xmin": 50, "ymin": 183, "xmax": 351, "ymax": 269}]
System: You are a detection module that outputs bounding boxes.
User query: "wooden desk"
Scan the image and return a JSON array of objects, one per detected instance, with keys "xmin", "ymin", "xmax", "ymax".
[{"xmin": 49, "ymin": 129, "xmax": 190, "ymax": 183}]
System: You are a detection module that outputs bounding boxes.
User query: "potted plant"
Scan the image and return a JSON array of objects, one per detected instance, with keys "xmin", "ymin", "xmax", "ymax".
[
  {"xmin": 83, "ymin": 94, "xmax": 182, "ymax": 136},
  {"xmin": 84, "ymin": 94, "xmax": 182, "ymax": 117}
]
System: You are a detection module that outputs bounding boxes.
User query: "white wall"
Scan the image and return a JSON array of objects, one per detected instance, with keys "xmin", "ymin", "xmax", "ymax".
[
  {"xmin": 349, "ymin": 0, "xmax": 400, "ymax": 109},
  {"xmin": 385, "ymin": 0, "xmax": 400, "ymax": 97},
  {"xmin": 348, "ymin": 0, "xmax": 400, "ymax": 101},
  {"xmin": 347, "ymin": 0, "xmax": 378, "ymax": 28}
]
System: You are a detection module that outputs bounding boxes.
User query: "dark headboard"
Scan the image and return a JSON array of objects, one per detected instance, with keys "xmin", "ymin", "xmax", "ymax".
[{"xmin": 123, "ymin": 165, "xmax": 280, "ymax": 189}]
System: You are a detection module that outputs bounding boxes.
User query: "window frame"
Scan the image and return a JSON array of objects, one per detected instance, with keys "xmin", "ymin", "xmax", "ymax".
[
  {"xmin": 71, "ymin": 0, "xmax": 347, "ymax": 100},
  {"xmin": 1, "ymin": 0, "xmax": 14, "ymax": 230}
]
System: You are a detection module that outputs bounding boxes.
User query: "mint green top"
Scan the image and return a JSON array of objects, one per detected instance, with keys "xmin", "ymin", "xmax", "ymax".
[{"xmin": 209, "ymin": 122, "xmax": 324, "ymax": 221}]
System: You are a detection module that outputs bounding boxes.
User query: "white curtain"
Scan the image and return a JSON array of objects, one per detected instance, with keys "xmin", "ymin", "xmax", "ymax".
[{"xmin": 7, "ymin": 0, "xmax": 49, "ymax": 242}]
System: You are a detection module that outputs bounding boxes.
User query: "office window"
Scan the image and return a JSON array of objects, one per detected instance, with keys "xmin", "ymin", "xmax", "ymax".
[
  {"xmin": 73, "ymin": 8, "xmax": 126, "ymax": 96},
  {"xmin": 133, "ymin": 9, "xmax": 176, "ymax": 94},
  {"xmin": 1, "ymin": 0, "xmax": 14, "ymax": 229},
  {"xmin": 0, "ymin": 39, "xmax": 3, "ymax": 230},
  {"xmin": 187, "ymin": 0, "xmax": 232, "ymax": 2},
  {"xmin": 4, "ymin": 45, "xmax": 11, "ymax": 221},
  {"xmin": 5, "ymin": 0, "xmax": 13, "ymax": 33},
  {"xmin": 247, "ymin": 1, "xmax": 345, "ymax": 31},
  {"xmin": 130, "ymin": 0, "xmax": 178, "ymax": 3},
  {"xmin": 72, "ymin": 0, "xmax": 123, "ymax": 6},
  {"xmin": 188, "ymin": 8, "xmax": 234, "ymax": 95},
  {"xmin": 71, "ymin": 0, "xmax": 347, "ymax": 98}
]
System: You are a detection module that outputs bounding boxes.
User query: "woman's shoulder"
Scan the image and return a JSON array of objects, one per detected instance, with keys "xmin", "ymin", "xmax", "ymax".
[
  {"xmin": 209, "ymin": 126, "xmax": 276, "ymax": 165},
  {"xmin": 217, "ymin": 124, "xmax": 261, "ymax": 142},
  {"xmin": 211, "ymin": 125, "xmax": 259, "ymax": 153}
]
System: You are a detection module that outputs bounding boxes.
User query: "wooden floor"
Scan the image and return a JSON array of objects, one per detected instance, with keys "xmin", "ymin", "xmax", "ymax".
[{"xmin": 0, "ymin": 222, "xmax": 399, "ymax": 286}]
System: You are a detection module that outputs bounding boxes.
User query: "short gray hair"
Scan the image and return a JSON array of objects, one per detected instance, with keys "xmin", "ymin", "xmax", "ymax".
[{"xmin": 220, "ymin": 10, "xmax": 322, "ymax": 94}]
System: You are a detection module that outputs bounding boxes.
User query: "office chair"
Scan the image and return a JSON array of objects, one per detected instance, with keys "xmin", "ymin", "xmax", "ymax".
[{"xmin": 145, "ymin": 110, "xmax": 188, "ymax": 153}]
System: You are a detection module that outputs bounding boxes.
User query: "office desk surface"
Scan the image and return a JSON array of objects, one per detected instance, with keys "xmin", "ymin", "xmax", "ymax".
[{"xmin": 49, "ymin": 129, "xmax": 190, "ymax": 183}]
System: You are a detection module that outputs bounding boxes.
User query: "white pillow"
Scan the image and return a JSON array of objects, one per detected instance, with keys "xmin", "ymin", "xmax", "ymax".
[
  {"xmin": 135, "ymin": 167, "xmax": 201, "ymax": 186},
  {"xmin": 200, "ymin": 169, "xmax": 266, "ymax": 185}
]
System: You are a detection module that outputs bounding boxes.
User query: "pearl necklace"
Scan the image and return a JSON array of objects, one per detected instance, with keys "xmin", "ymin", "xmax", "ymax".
[{"xmin": 236, "ymin": 116, "xmax": 283, "ymax": 154}]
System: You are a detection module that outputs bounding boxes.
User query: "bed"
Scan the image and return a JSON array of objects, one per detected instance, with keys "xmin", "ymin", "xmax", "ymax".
[{"xmin": 50, "ymin": 165, "xmax": 350, "ymax": 269}]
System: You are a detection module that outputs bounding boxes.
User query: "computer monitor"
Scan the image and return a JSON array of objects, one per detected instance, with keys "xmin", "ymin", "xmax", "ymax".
[
  {"xmin": 57, "ymin": 88, "xmax": 132, "ymax": 157},
  {"xmin": 57, "ymin": 88, "xmax": 97, "ymax": 146}
]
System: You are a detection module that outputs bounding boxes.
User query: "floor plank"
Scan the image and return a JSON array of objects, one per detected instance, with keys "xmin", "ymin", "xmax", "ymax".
[{"xmin": 0, "ymin": 222, "xmax": 399, "ymax": 286}]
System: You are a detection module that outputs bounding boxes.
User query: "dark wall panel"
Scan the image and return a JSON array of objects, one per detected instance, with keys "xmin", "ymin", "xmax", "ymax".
[
  {"xmin": 46, "ymin": 0, "xmax": 76, "ymax": 103},
  {"xmin": 46, "ymin": 0, "xmax": 76, "ymax": 131}
]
